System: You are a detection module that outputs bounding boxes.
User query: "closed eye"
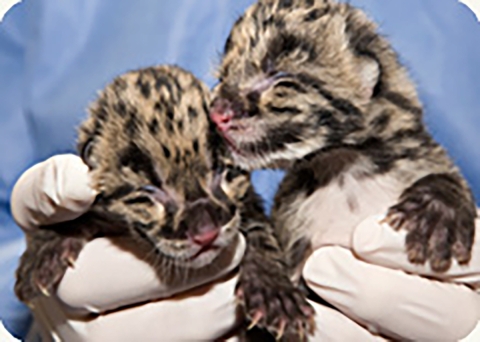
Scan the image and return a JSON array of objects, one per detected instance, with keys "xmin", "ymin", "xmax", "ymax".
[
  {"xmin": 271, "ymin": 71, "xmax": 292, "ymax": 80},
  {"xmin": 273, "ymin": 80, "xmax": 306, "ymax": 93},
  {"xmin": 124, "ymin": 196, "xmax": 153, "ymax": 205},
  {"xmin": 138, "ymin": 185, "xmax": 171, "ymax": 205},
  {"xmin": 267, "ymin": 104, "xmax": 302, "ymax": 115},
  {"xmin": 140, "ymin": 185, "xmax": 161, "ymax": 194}
]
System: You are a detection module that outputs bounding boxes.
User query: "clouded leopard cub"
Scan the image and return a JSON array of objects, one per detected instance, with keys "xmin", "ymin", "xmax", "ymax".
[
  {"xmin": 15, "ymin": 65, "xmax": 313, "ymax": 339},
  {"xmin": 210, "ymin": 0, "xmax": 477, "ymax": 279}
]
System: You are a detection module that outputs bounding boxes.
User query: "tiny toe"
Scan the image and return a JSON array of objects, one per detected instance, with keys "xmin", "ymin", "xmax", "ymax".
[
  {"xmin": 300, "ymin": 303, "xmax": 315, "ymax": 318},
  {"xmin": 452, "ymin": 241, "xmax": 471, "ymax": 264},
  {"xmin": 406, "ymin": 241, "xmax": 428, "ymax": 264},
  {"xmin": 384, "ymin": 210, "xmax": 405, "ymax": 230},
  {"xmin": 428, "ymin": 225, "xmax": 454, "ymax": 272},
  {"xmin": 245, "ymin": 290, "xmax": 267, "ymax": 312},
  {"xmin": 430, "ymin": 257, "xmax": 451, "ymax": 273},
  {"xmin": 288, "ymin": 290, "xmax": 314, "ymax": 318},
  {"xmin": 276, "ymin": 295, "xmax": 301, "ymax": 321},
  {"xmin": 15, "ymin": 285, "xmax": 35, "ymax": 303},
  {"xmin": 297, "ymin": 321, "xmax": 306, "ymax": 341},
  {"xmin": 236, "ymin": 287, "xmax": 244, "ymax": 299},
  {"xmin": 267, "ymin": 296, "xmax": 285, "ymax": 317}
]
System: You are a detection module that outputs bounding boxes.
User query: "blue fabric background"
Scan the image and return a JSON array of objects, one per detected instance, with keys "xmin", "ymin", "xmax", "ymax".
[{"xmin": 0, "ymin": 0, "xmax": 479, "ymax": 337}]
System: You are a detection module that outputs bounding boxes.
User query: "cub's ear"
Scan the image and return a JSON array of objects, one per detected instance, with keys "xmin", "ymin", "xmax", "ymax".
[
  {"xmin": 78, "ymin": 95, "xmax": 108, "ymax": 169},
  {"xmin": 77, "ymin": 136, "xmax": 98, "ymax": 169},
  {"xmin": 356, "ymin": 56, "xmax": 380, "ymax": 100}
]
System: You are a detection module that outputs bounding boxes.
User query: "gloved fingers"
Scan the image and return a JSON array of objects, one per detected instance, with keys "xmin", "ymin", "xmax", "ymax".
[
  {"xmin": 85, "ymin": 275, "xmax": 240, "ymax": 342},
  {"xmin": 31, "ymin": 276, "xmax": 241, "ymax": 342},
  {"xmin": 303, "ymin": 247, "xmax": 480, "ymax": 341},
  {"xmin": 352, "ymin": 212, "xmax": 480, "ymax": 286},
  {"xmin": 57, "ymin": 234, "xmax": 246, "ymax": 314},
  {"xmin": 11, "ymin": 154, "xmax": 96, "ymax": 231},
  {"xmin": 308, "ymin": 300, "xmax": 386, "ymax": 342},
  {"xmin": 38, "ymin": 277, "xmax": 383, "ymax": 342}
]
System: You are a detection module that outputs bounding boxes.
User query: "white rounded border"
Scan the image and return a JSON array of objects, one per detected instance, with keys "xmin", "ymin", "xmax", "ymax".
[
  {"xmin": 459, "ymin": 0, "xmax": 480, "ymax": 21},
  {"xmin": 0, "ymin": 0, "xmax": 21, "ymax": 22},
  {"xmin": 0, "ymin": 320, "xmax": 20, "ymax": 342}
]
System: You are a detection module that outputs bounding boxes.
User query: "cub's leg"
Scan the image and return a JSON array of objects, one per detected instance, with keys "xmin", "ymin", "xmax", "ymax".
[
  {"xmin": 384, "ymin": 173, "xmax": 476, "ymax": 272},
  {"xmin": 15, "ymin": 228, "xmax": 86, "ymax": 304},
  {"xmin": 237, "ymin": 188, "xmax": 315, "ymax": 340}
]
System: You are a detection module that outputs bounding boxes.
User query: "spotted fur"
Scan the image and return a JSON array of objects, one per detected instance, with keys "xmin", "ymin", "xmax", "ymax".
[
  {"xmin": 15, "ymin": 65, "xmax": 313, "ymax": 340},
  {"xmin": 211, "ymin": 0, "xmax": 477, "ymax": 283}
]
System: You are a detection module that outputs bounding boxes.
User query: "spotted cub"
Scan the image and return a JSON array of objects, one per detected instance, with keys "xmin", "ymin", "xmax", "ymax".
[
  {"xmin": 211, "ymin": 0, "xmax": 477, "ymax": 282},
  {"xmin": 15, "ymin": 65, "xmax": 313, "ymax": 339}
]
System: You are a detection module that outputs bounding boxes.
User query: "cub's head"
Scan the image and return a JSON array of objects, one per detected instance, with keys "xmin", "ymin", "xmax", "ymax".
[
  {"xmin": 78, "ymin": 65, "xmax": 249, "ymax": 269},
  {"xmin": 211, "ymin": 0, "xmax": 414, "ymax": 169}
]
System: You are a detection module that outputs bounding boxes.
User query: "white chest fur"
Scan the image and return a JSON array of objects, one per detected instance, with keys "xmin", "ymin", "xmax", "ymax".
[{"xmin": 285, "ymin": 171, "xmax": 405, "ymax": 249}]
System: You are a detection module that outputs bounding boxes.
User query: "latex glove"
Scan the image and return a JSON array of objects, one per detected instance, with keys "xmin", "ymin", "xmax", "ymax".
[
  {"xmin": 304, "ymin": 214, "xmax": 480, "ymax": 341},
  {"xmin": 11, "ymin": 154, "xmax": 97, "ymax": 231},
  {"xmin": 11, "ymin": 155, "xmax": 246, "ymax": 341},
  {"xmin": 29, "ymin": 239, "xmax": 245, "ymax": 342}
]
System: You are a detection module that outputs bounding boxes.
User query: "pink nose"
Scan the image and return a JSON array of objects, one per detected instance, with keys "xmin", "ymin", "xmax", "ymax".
[
  {"xmin": 210, "ymin": 100, "xmax": 234, "ymax": 130},
  {"xmin": 210, "ymin": 111, "xmax": 232, "ymax": 124},
  {"xmin": 191, "ymin": 228, "xmax": 219, "ymax": 246}
]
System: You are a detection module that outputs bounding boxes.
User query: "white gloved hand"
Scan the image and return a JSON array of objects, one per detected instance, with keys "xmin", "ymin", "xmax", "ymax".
[
  {"xmin": 27, "ymin": 236, "xmax": 245, "ymax": 342},
  {"xmin": 11, "ymin": 154, "xmax": 245, "ymax": 341},
  {"xmin": 304, "ymin": 214, "xmax": 480, "ymax": 341},
  {"xmin": 11, "ymin": 154, "xmax": 97, "ymax": 231}
]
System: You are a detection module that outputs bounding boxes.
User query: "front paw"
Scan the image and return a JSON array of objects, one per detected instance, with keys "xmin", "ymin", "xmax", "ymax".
[
  {"xmin": 383, "ymin": 174, "xmax": 476, "ymax": 272},
  {"xmin": 15, "ymin": 237, "xmax": 85, "ymax": 303},
  {"xmin": 236, "ymin": 267, "xmax": 315, "ymax": 340}
]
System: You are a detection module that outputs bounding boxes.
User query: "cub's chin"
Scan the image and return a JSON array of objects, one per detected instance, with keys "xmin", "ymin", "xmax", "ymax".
[
  {"xmin": 221, "ymin": 135, "xmax": 304, "ymax": 171},
  {"xmin": 152, "ymin": 226, "xmax": 242, "ymax": 270},
  {"xmin": 182, "ymin": 233, "xmax": 241, "ymax": 269}
]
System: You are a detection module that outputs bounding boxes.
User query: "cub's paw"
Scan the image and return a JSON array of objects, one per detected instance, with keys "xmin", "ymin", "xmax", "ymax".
[
  {"xmin": 236, "ymin": 267, "xmax": 315, "ymax": 340},
  {"xmin": 15, "ymin": 237, "xmax": 85, "ymax": 304},
  {"xmin": 383, "ymin": 174, "xmax": 476, "ymax": 273}
]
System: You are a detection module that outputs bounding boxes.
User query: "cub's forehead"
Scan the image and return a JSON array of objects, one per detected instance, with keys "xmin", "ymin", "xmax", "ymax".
[
  {"xmin": 219, "ymin": 0, "xmax": 344, "ymax": 76},
  {"xmin": 104, "ymin": 65, "xmax": 211, "ymax": 133},
  {"xmin": 78, "ymin": 65, "xmax": 215, "ymax": 186}
]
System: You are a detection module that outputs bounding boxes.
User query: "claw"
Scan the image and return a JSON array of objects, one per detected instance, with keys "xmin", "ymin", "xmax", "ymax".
[
  {"xmin": 379, "ymin": 214, "xmax": 394, "ymax": 227},
  {"xmin": 66, "ymin": 256, "xmax": 76, "ymax": 268},
  {"xmin": 276, "ymin": 319, "xmax": 286, "ymax": 340},
  {"xmin": 37, "ymin": 283, "xmax": 50, "ymax": 297},
  {"xmin": 247, "ymin": 311, "xmax": 263, "ymax": 330}
]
